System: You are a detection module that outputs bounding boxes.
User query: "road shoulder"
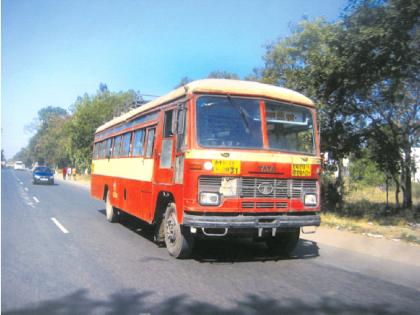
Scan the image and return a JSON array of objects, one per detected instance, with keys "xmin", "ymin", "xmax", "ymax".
[{"xmin": 303, "ymin": 226, "xmax": 420, "ymax": 267}]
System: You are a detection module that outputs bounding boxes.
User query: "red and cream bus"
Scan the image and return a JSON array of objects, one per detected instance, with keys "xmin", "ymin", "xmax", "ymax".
[{"xmin": 91, "ymin": 79, "xmax": 320, "ymax": 258}]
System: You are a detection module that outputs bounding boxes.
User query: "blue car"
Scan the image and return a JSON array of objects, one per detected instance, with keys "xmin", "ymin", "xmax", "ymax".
[{"xmin": 32, "ymin": 166, "xmax": 55, "ymax": 185}]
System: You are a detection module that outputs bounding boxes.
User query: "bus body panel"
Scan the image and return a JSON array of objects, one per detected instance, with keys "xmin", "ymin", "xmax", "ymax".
[{"xmin": 91, "ymin": 174, "xmax": 155, "ymax": 222}]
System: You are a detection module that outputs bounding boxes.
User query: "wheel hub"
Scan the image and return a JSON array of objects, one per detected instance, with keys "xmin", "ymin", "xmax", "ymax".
[{"xmin": 166, "ymin": 215, "xmax": 177, "ymax": 244}]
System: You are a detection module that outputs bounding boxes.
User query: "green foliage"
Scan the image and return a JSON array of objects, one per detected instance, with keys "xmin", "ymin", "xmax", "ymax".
[
  {"xmin": 67, "ymin": 88, "xmax": 138, "ymax": 171},
  {"xmin": 13, "ymin": 147, "xmax": 33, "ymax": 167},
  {"xmin": 19, "ymin": 106, "xmax": 69, "ymax": 167},
  {"xmin": 349, "ymin": 154, "xmax": 386, "ymax": 187},
  {"xmin": 18, "ymin": 84, "xmax": 139, "ymax": 172},
  {"xmin": 335, "ymin": 0, "xmax": 420, "ymax": 208}
]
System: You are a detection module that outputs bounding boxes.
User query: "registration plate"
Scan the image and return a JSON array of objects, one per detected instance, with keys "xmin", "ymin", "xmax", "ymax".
[
  {"xmin": 292, "ymin": 164, "xmax": 311, "ymax": 177},
  {"xmin": 40, "ymin": 178, "xmax": 48, "ymax": 181},
  {"xmin": 212, "ymin": 160, "xmax": 241, "ymax": 175}
]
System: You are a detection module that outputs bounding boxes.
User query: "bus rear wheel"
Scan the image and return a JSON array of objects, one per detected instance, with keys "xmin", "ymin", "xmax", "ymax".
[
  {"xmin": 265, "ymin": 228, "xmax": 300, "ymax": 256},
  {"xmin": 164, "ymin": 203, "xmax": 194, "ymax": 259},
  {"xmin": 105, "ymin": 191, "xmax": 118, "ymax": 223}
]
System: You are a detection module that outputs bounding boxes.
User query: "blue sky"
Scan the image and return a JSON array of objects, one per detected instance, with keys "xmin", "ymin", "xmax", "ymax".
[{"xmin": 1, "ymin": 0, "xmax": 347, "ymax": 159}]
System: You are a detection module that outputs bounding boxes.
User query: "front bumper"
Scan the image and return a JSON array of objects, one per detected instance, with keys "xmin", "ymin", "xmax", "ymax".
[
  {"xmin": 34, "ymin": 177, "xmax": 54, "ymax": 184},
  {"xmin": 183, "ymin": 213, "xmax": 320, "ymax": 229}
]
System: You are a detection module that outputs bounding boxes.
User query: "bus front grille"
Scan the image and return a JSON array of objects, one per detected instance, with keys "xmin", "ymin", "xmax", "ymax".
[
  {"xmin": 199, "ymin": 176, "xmax": 317, "ymax": 199},
  {"xmin": 241, "ymin": 202, "xmax": 288, "ymax": 209}
]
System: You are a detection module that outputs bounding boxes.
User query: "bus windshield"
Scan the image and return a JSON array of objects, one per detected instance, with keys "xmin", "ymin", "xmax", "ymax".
[
  {"xmin": 266, "ymin": 101, "xmax": 315, "ymax": 154},
  {"xmin": 196, "ymin": 96, "xmax": 315, "ymax": 154},
  {"xmin": 196, "ymin": 96, "xmax": 263, "ymax": 149}
]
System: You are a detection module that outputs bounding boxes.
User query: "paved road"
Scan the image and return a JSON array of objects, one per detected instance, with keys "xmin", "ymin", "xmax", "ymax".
[{"xmin": 2, "ymin": 168, "xmax": 420, "ymax": 315}]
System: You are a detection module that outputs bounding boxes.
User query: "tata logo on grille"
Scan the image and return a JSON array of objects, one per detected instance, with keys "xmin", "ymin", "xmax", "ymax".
[
  {"xmin": 257, "ymin": 183, "xmax": 274, "ymax": 195},
  {"xmin": 259, "ymin": 165, "xmax": 276, "ymax": 173}
]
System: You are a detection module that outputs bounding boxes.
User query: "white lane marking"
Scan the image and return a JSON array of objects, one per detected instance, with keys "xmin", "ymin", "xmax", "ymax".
[
  {"xmin": 27, "ymin": 202, "xmax": 36, "ymax": 208},
  {"xmin": 24, "ymin": 187, "xmax": 29, "ymax": 191},
  {"xmin": 51, "ymin": 218, "xmax": 69, "ymax": 234},
  {"xmin": 33, "ymin": 196, "xmax": 40, "ymax": 203}
]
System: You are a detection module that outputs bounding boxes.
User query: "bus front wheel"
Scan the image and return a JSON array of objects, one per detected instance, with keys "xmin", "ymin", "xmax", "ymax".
[
  {"xmin": 105, "ymin": 191, "xmax": 118, "ymax": 223},
  {"xmin": 164, "ymin": 203, "xmax": 194, "ymax": 259}
]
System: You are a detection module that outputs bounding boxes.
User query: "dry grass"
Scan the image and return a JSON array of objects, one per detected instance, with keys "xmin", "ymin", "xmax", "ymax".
[
  {"xmin": 320, "ymin": 213, "xmax": 420, "ymax": 245},
  {"xmin": 347, "ymin": 183, "xmax": 420, "ymax": 205},
  {"xmin": 74, "ymin": 173, "xmax": 91, "ymax": 185},
  {"xmin": 322, "ymin": 182, "xmax": 420, "ymax": 245}
]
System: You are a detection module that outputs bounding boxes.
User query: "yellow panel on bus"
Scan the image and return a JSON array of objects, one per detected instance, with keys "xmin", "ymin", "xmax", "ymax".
[{"xmin": 92, "ymin": 158, "xmax": 154, "ymax": 182}]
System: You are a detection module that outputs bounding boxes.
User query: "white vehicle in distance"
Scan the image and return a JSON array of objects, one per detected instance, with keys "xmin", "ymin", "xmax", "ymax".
[{"xmin": 14, "ymin": 161, "xmax": 25, "ymax": 170}]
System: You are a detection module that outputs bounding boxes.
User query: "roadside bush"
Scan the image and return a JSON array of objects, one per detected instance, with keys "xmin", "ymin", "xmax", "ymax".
[{"xmin": 349, "ymin": 155, "xmax": 386, "ymax": 188}]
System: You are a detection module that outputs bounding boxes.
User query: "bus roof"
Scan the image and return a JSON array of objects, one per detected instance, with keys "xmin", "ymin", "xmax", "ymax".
[{"xmin": 96, "ymin": 79, "xmax": 315, "ymax": 133}]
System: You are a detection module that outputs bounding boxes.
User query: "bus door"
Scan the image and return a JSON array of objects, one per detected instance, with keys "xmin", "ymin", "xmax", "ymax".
[
  {"xmin": 154, "ymin": 105, "xmax": 187, "ymax": 185},
  {"xmin": 154, "ymin": 109, "xmax": 177, "ymax": 184}
]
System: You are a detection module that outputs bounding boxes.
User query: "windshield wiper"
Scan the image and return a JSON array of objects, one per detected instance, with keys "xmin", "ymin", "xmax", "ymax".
[{"xmin": 226, "ymin": 95, "xmax": 250, "ymax": 133}]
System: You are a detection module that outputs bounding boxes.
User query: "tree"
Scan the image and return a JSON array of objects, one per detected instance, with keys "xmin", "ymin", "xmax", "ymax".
[
  {"xmin": 333, "ymin": 0, "xmax": 420, "ymax": 208},
  {"xmin": 349, "ymin": 151, "xmax": 386, "ymax": 187},
  {"xmin": 367, "ymin": 125, "xmax": 402, "ymax": 207},
  {"xmin": 22, "ymin": 106, "xmax": 69, "ymax": 167},
  {"xmin": 13, "ymin": 147, "xmax": 33, "ymax": 168}
]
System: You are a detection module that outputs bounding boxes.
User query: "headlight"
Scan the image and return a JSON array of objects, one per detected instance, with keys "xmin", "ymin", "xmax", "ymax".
[
  {"xmin": 304, "ymin": 193, "xmax": 317, "ymax": 206},
  {"xmin": 50, "ymin": 175, "xmax": 54, "ymax": 179},
  {"xmin": 199, "ymin": 192, "xmax": 220, "ymax": 206},
  {"xmin": 34, "ymin": 175, "xmax": 41, "ymax": 179},
  {"xmin": 203, "ymin": 161, "xmax": 213, "ymax": 171}
]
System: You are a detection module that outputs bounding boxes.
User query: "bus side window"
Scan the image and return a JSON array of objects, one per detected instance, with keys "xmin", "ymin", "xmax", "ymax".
[
  {"xmin": 163, "ymin": 110, "xmax": 174, "ymax": 138},
  {"xmin": 122, "ymin": 132, "xmax": 132, "ymax": 157},
  {"xmin": 93, "ymin": 143, "xmax": 98, "ymax": 159},
  {"xmin": 113, "ymin": 136, "xmax": 122, "ymax": 158},
  {"xmin": 132, "ymin": 129, "xmax": 145, "ymax": 156},
  {"xmin": 99, "ymin": 141, "xmax": 105, "ymax": 158},
  {"xmin": 106, "ymin": 138, "xmax": 112, "ymax": 158},
  {"xmin": 145, "ymin": 128, "xmax": 156, "ymax": 158}
]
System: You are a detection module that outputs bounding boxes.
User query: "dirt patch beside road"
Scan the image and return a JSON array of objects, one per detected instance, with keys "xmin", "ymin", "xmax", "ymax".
[{"xmin": 303, "ymin": 226, "xmax": 420, "ymax": 267}]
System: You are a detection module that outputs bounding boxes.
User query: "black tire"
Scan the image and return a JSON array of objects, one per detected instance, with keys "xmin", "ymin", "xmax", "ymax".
[
  {"xmin": 105, "ymin": 191, "xmax": 118, "ymax": 223},
  {"xmin": 164, "ymin": 203, "xmax": 194, "ymax": 259},
  {"xmin": 265, "ymin": 228, "xmax": 300, "ymax": 256}
]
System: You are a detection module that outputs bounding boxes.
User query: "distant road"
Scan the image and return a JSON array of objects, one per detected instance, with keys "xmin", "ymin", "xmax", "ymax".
[{"xmin": 2, "ymin": 168, "xmax": 420, "ymax": 315}]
